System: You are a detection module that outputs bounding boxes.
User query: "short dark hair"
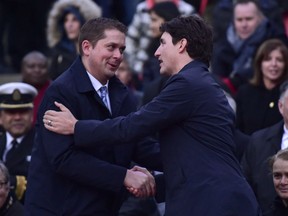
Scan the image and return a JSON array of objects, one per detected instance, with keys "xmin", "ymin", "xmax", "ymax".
[
  {"xmin": 159, "ymin": 15, "xmax": 213, "ymax": 66},
  {"xmin": 78, "ymin": 17, "xmax": 127, "ymax": 55},
  {"xmin": 149, "ymin": 1, "xmax": 180, "ymax": 22}
]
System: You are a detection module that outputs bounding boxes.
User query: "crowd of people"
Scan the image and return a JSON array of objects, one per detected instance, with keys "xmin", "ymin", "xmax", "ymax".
[{"xmin": 0, "ymin": 0, "xmax": 288, "ymax": 215}]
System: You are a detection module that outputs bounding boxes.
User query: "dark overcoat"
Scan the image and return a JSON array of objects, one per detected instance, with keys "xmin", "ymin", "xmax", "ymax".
[
  {"xmin": 73, "ymin": 60, "xmax": 261, "ymax": 216},
  {"xmin": 24, "ymin": 56, "xmax": 161, "ymax": 216},
  {"xmin": 242, "ymin": 121, "xmax": 283, "ymax": 215}
]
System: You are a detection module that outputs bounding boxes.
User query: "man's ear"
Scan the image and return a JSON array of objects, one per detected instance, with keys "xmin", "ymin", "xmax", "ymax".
[
  {"xmin": 82, "ymin": 40, "xmax": 92, "ymax": 55},
  {"xmin": 178, "ymin": 38, "xmax": 188, "ymax": 53},
  {"xmin": 278, "ymin": 100, "xmax": 284, "ymax": 116}
]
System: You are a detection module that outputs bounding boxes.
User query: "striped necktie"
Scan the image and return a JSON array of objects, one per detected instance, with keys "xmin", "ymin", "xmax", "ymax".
[{"xmin": 99, "ymin": 86, "xmax": 108, "ymax": 107}]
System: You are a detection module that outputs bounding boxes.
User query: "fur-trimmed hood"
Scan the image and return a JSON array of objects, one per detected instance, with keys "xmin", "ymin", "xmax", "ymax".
[{"xmin": 47, "ymin": 0, "xmax": 102, "ymax": 48}]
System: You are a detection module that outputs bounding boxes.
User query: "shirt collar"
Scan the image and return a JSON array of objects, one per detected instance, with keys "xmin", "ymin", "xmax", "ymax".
[
  {"xmin": 86, "ymin": 71, "xmax": 109, "ymax": 92},
  {"xmin": 6, "ymin": 132, "xmax": 24, "ymax": 146}
]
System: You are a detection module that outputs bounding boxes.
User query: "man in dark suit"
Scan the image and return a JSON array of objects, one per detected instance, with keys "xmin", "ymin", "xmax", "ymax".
[
  {"xmin": 43, "ymin": 15, "xmax": 261, "ymax": 216},
  {"xmin": 242, "ymin": 80, "xmax": 288, "ymax": 215},
  {"xmin": 0, "ymin": 82, "xmax": 37, "ymax": 203},
  {"xmin": 24, "ymin": 17, "xmax": 161, "ymax": 215}
]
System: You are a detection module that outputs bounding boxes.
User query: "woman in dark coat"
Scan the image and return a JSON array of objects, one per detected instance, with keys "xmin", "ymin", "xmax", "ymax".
[
  {"xmin": 46, "ymin": 0, "xmax": 101, "ymax": 80},
  {"xmin": 236, "ymin": 39, "xmax": 288, "ymax": 135}
]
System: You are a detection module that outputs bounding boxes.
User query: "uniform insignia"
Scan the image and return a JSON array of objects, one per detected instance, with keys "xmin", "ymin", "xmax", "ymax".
[{"xmin": 12, "ymin": 89, "xmax": 21, "ymax": 101}]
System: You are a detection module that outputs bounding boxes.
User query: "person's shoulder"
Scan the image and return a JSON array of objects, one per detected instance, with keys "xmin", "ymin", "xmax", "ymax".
[
  {"xmin": 251, "ymin": 121, "xmax": 283, "ymax": 139},
  {"xmin": 177, "ymin": 61, "xmax": 212, "ymax": 84}
]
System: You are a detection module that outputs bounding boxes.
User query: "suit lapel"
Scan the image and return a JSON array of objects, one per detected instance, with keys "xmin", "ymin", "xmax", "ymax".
[
  {"xmin": 5, "ymin": 129, "xmax": 35, "ymax": 167},
  {"xmin": 0, "ymin": 134, "xmax": 7, "ymax": 160},
  {"xmin": 266, "ymin": 121, "xmax": 284, "ymax": 152},
  {"xmin": 108, "ymin": 76, "xmax": 128, "ymax": 117}
]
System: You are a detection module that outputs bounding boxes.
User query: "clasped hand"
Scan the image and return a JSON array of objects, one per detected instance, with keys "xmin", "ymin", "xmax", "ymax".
[{"xmin": 124, "ymin": 165, "xmax": 156, "ymax": 198}]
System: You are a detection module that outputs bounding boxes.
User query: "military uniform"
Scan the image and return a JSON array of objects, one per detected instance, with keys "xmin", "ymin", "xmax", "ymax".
[{"xmin": 0, "ymin": 82, "xmax": 37, "ymax": 202}]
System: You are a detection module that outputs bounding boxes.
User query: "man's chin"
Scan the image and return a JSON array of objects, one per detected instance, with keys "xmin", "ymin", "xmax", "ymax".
[{"xmin": 106, "ymin": 70, "xmax": 117, "ymax": 78}]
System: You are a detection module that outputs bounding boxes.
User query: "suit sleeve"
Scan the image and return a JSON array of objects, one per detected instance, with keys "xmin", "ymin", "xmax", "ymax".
[
  {"xmin": 133, "ymin": 136, "xmax": 163, "ymax": 172},
  {"xmin": 74, "ymin": 76, "xmax": 191, "ymax": 147}
]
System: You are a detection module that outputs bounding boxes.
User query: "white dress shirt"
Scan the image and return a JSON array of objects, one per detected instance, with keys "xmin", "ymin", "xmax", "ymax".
[
  {"xmin": 281, "ymin": 125, "xmax": 288, "ymax": 150},
  {"xmin": 87, "ymin": 71, "xmax": 112, "ymax": 113}
]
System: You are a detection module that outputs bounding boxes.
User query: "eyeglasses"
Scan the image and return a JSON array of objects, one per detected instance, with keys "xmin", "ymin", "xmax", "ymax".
[{"xmin": 0, "ymin": 181, "xmax": 8, "ymax": 189}]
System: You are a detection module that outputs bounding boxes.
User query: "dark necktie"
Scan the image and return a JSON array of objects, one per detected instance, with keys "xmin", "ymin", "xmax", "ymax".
[
  {"xmin": 99, "ymin": 86, "xmax": 108, "ymax": 107},
  {"xmin": 6, "ymin": 139, "xmax": 19, "ymax": 162}
]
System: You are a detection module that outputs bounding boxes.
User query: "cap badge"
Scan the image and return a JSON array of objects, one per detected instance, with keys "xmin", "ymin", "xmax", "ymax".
[{"xmin": 12, "ymin": 89, "xmax": 21, "ymax": 101}]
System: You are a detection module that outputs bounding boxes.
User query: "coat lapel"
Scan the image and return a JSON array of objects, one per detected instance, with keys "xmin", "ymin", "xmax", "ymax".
[
  {"xmin": 266, "ymin": 120, "xmax": 284, "ymax": 152},
  {"xmin": 108, "ymin": 76, "xmax": 129, "ymax": 117},
  {"xmin": 0, "ymin": 133, "xmax": 7, "ymax": 160}
]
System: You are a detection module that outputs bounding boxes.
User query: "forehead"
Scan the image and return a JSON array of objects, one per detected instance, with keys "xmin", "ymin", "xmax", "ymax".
[
  {"xmin": 1, "ymin": 108, "xmax": 32, "ymax": 115},
  {"xmin": 269, "ymin": 48, "xmax": 282, "ymax": 56},
  {"xmin": 24, "ymin": 54, "xmax": 46, "ymax": 65},
  {"xmin": 65, "ymin": 13, "xmax": 79, "ymax": 19},
  {"xmin": 234, "ymin": 2, "xmax": 259, "ymax": 18},
  {"xmin": 161, "ymin": 32, "xmax": 172, "ymax": 41},
  {"xmin": 101, "ymin": 29, "xmax": 125, "ymax": 42},
  {"xmin": 273, "ymin": 159, "xmax": 288, "ymax": 170},
  {"xmin": 150, "ymin": 11, "xmax": 164, "ymax": 20}
]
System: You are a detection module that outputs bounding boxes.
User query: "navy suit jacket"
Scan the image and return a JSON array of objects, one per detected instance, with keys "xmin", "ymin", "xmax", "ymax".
[
  {"xmin": 73, "ymin": 60, "xmax": 261, "ymax": 216},
  {"xmin": 25, "ymin": 56, "xmax": 161, "ymax": 216},
  {"xmin": 242, "ymin": 120, "xmax": 283, "ymax": 215}
]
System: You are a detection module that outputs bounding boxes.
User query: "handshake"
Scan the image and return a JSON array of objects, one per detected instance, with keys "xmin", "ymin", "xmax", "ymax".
[{"xmin": 124, "ymin": 165, "xmax": 156, "ymax": 198}]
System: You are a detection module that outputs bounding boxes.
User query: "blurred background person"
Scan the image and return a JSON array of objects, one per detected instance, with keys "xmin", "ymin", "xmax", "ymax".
[
  {"xmin": 46, "ymin": 0, "xmax": 102, "ymax": 80},
  {"xmin": 211, "ymin": 0, "xmax": 287, "ymax": 44},
  {"xmin": 235, "ymin": 39, "xmax": 288, "ymax": 135},
  {"xmin": 211, "ymin": 0, "xmax": 287, "ymax": 94},
  {"xmin": 141, "ymin": 1, "xmax": 180, "ymax": 105},
  {"xmin": 0, "ymin": 160, "xmax": 23, "ymax": 215},
  {"xmin": 125, "ymin": 0, "xmax": 196, "ymax": 90},
  {"xmin": 241, "ymin": 80, "xmax": 288, "ymax": 215},
  {"xmin": 115, "ymin": 55, "xmax": 143, "ymax": 109},
  {"xmin": 93, "ymin": 0, "xmax": 138, "ymax": 26},
  {"xmin": 0, "ymin": 82, "xmax": 37, "ymax": 203},
  {"xmin": 21, "ymin": 51, "xmax": 51, "ymax": 124},
  {"xmin": 0, "ymin": 0, "xmax": 54, "ymax": 74},
  {"xmin": 268, "ymin": 148, "xmax": 288, "ymax": 216},
  {"xmin": 116, "ymin": 56, "xmax": 135, "ymax": 90}
]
